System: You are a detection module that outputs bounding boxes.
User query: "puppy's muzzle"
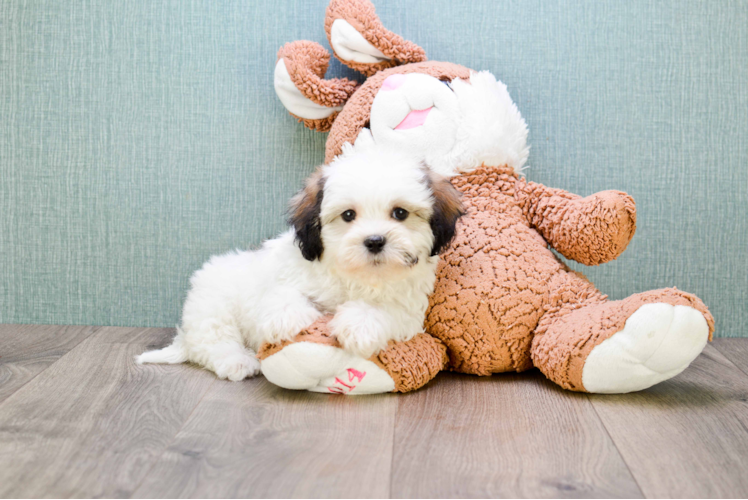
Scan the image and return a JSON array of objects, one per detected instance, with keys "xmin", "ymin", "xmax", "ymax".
[{"xmin": 364, "ymin": 235, "xmax": 386, "ymax": 254}]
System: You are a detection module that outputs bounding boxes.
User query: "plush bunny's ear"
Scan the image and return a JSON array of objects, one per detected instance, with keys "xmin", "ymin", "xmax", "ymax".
[
  {"xmin": 325, "ymin": 0, "xmax": 427, "ymax": 77},
  {"xmin": 274, "ymin": 41, "xmax": 360, "ymax": 132}
]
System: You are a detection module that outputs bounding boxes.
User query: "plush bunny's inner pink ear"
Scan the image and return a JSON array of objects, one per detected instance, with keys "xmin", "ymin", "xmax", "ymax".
[
  {"xmin": 274, "ymin": 41, "xmax": 360, "ymax": 132},
  {"xmin": 325, "ymin": 0, "xmax": 427, "ymax": 77}
]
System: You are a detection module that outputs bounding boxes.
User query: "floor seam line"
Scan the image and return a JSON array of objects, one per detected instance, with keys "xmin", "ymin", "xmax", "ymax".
[
  {"xmin": 389, "ymin": 396, "xmax": 399, "ymax": 500},
  {"xmin": 586, "ymin": 394, "xmax": 647, "ymax": 499},
  {"xmin": 0, "ymin": 325, "xmax": 102, "ymax": 408},
  {"xmin": 711, "ymin": 341, "xmax": 748, "ymax": 379}
]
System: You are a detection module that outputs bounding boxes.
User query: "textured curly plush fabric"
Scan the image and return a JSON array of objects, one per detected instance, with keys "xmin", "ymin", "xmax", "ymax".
[
  {"xmin": 325, "ymin": 0, "xmax": 427, "ymax": 76},
  {"xmin": 516, "ymin": 181, "xmax": 637, "ymax": 266},
  {"xmin": 425, "ymin": 166, "xmax": 600, "ymax": 375},
  {"xmin": 425, "ymin": 165, "xmax": 714, "ymax": 390},
  {"xmin": 372, "ymin": 333, "xmax": 448, "ymax": 393}
]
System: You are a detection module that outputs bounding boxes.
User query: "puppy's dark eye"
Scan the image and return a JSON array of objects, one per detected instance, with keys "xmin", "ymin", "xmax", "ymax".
[
  {"xmin": 392, "ymin": 207, "xmax": 409, "ymax": 221},
  {"xmin": 341, "ymin": 209, "xmax": 356, "ymax": 222}
]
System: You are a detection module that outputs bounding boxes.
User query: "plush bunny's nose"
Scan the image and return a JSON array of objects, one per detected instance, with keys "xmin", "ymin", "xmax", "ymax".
[{"xmin": 381, "ymin": 74, "xmax": 406, "ymax": 91}]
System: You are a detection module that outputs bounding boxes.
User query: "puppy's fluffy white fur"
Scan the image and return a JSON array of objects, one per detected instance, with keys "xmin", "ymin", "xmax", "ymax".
[{"xmin": 137, "ymin": 149, "xmax": 462, "ymax": 381}]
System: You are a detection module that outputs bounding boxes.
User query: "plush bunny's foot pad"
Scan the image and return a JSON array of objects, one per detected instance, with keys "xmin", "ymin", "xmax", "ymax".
[
  {"xmin": 582, "ymin": 303, "xmax": 709, "ymax": 394},
  {"xmin": 257, "ymin": 316, "xmax": 448, "ymax": 394},
  {"xmin": 260, "ymin": 341, "xmax": 395, "ymax": 394}
]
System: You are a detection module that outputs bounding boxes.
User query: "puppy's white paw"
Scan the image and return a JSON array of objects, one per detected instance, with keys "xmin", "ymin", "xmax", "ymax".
[
  {"xmin": 582, "ymin": 303, "xmax": 709, "ymax": 393},
  {"xmin": 213, "ymin": 351, "xmax": 261, "ymax": 381},
  {"xmin": 330, "ymin": 302, "xmax": 389, "ymax": 359},
  {"xmin": 257, "ymin": 300, "xmax": 323, "ymax": 345},
  {"xmin": 335, "ymin": 332, "xmax": 387, "ymax": 359}
]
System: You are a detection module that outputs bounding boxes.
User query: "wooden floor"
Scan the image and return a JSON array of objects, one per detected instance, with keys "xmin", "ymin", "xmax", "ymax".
[{"xmin": 0, "ymin": 325, "xmax": 747, "ymax": 498}]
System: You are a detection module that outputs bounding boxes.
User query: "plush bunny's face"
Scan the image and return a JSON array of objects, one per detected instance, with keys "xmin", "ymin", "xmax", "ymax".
[
  {"xmin": 368, "ymin": 73, "xmax": 460, "ymax": 166},
  {"xmin": 339, "ymin": 66, "xmax": 530, "ymax": 177},
  {"xmin": 274, "ymin": 0, "xmax": 530, "ymax": 176}
]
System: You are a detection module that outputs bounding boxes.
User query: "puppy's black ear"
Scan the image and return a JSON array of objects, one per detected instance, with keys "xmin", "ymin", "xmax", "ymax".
[
  {"xmin": 288, "ymin": 167, "xmax": 325, "ymax": 261},
  {"xmin": 425, "ymin": 168, "xmax": 464, "ymax": 256}
]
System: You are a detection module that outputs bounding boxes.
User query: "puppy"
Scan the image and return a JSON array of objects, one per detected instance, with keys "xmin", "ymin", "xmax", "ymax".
[{"xmin": 136, "ymin": 149, "xmax": 463, "ymax": 381}]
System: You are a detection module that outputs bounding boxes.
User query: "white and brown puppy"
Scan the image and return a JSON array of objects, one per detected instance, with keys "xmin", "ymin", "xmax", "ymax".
[{"xmin": 137, "ymin": 149, "xmax": 463, "ymax": 381}]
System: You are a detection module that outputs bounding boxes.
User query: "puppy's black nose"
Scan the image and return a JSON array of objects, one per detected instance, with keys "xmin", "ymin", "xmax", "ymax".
[{"xmin": 364, "ymin": 235, "xmax": 386, "ymax": 254}]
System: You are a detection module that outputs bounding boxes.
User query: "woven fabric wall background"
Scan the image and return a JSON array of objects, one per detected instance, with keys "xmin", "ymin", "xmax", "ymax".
[{"xmin": 1, "ymin": 0, "xmax": 746, "ymax": 335}]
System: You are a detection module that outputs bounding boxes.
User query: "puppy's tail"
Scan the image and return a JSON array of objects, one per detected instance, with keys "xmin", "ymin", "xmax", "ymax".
[{"xmin": 135, "ymin": 326, "xmax": 188, "ymax": 365}]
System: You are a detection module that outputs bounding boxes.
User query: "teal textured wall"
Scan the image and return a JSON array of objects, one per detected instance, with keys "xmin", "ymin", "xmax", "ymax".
[{"xmin": 1, "ymin": 0, "xmax": 746, "ymax": 335}]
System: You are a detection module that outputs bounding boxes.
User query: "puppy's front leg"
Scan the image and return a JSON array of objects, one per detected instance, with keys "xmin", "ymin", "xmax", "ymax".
[
  {"xmin": 255, "ymin": 286, "xmax": 323, "ymax": 344},
  {"xmin": 329, "ymin": 301, "xmax": 400, "ymax": 359}
]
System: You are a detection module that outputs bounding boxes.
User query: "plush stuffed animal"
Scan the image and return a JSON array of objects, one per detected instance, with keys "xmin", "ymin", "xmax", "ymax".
[{"xmin": 259, "ymin": 0, "xmax": 714, "ymax": 395}]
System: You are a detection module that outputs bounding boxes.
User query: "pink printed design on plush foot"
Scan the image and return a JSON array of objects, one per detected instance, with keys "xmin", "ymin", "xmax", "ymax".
[{"xmin": 328, "ymin": 368, "xmax": 367, "ymax": 394}]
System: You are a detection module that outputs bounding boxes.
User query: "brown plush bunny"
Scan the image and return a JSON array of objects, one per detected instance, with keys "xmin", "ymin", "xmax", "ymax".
[{"xmin": 258, "ymin": 0, "xmax": 714, "ymax": 394}]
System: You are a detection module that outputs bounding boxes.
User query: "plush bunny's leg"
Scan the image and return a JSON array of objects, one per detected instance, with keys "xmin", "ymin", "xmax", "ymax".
[
  {"xmin": 371, "ymin": 334, "xmax": 449, "ymax": 392},
  {"xmin": 531, "ymin": 288, "xmax": 714, "ymax": 393},
  {"xmin": 258, "ymin": 316, "xmax": 447, "ymax": 394}
]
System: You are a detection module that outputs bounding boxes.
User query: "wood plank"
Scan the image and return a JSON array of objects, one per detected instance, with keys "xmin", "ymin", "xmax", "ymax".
[
  {"xmin": 0, "ymin": 326, "xmax": 216, "ymax": 498},
  {"xmin": 132, "ymin": 378, "xmax": 397, "ymax": 499},
  {"xmin": 712, "ymin": 338, "xmax": 748, "ymax": 378},
  {"xmin": 590, "ymin": 344, "xmax": 748, "ymax": 498},
  {"xmin": 390, "ymin": 371, "xmax": 642, "ymax": 498},
  {"xmin": 0, "ymin": 324, "xmax": 98, "ymax": 404}
]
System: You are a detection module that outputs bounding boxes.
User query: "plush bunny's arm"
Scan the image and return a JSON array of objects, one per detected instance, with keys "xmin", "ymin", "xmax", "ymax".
[
  {"xmin": 258, "ymin": 316, "xmax": 448, "ymax": 394},
  {"xmin": 515, "ymin": 180, "xmax": 637, "ymax": 266}
]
